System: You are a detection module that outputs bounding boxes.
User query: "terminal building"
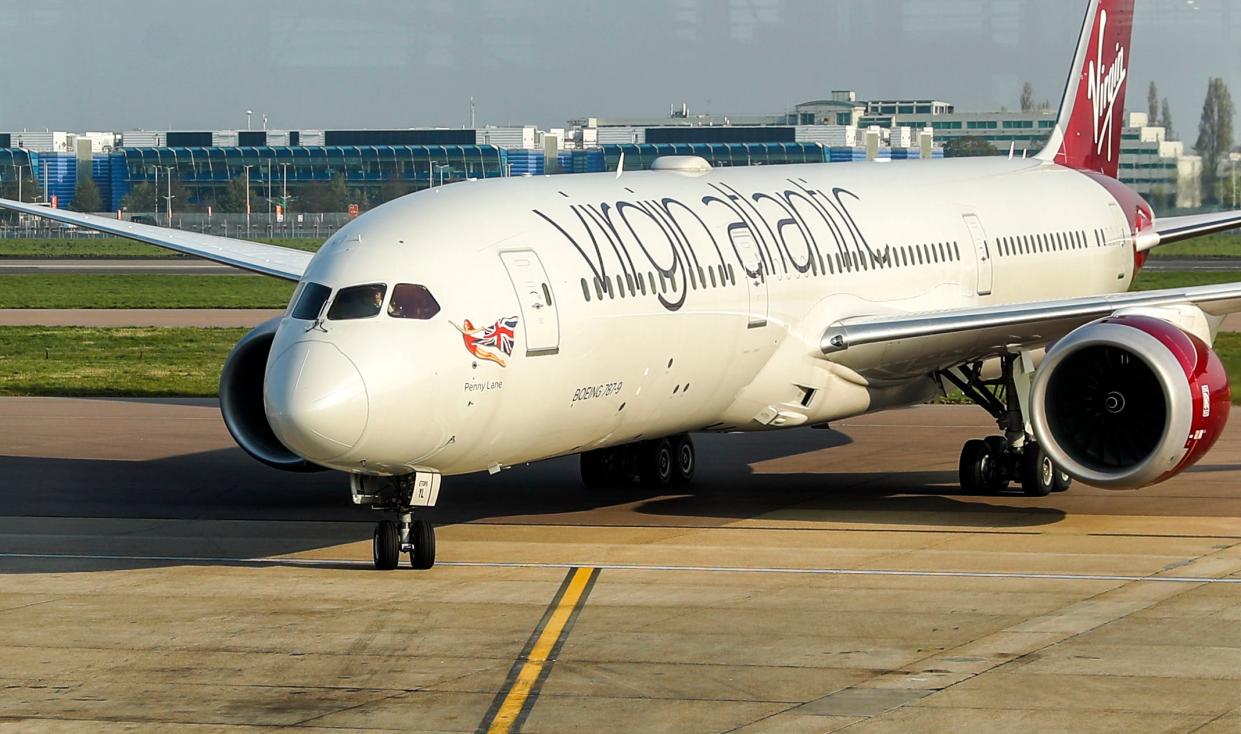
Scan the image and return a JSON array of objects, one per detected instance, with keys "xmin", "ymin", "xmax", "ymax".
[{"xmin": 0, "ymin": 91, "xmax": 1210, "ymax": 213}]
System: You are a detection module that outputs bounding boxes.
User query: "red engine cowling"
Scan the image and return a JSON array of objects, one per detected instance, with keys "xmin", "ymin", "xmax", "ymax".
[{"xmin": 1030, "ymin": 315, "xmax": 1230, "ymax": 489}]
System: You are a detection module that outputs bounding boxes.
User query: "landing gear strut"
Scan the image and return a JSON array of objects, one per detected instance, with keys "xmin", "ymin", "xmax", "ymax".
[
  {"xmin": 353, "ymin": 473, "xmax": 440, "ymax": 570},
  {"xmin": 940, "ymin": 355, "xmax": 1072, "ymax": 497},
  {"xmin": 581, "ymin": 434, "xmax": 695, "ymax": 489}
]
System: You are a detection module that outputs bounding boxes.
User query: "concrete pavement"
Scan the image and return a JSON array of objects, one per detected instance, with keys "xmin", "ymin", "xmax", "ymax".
[{"xmin": 0, "ymin": 398, "xmax": 1239, "ymax": 731}]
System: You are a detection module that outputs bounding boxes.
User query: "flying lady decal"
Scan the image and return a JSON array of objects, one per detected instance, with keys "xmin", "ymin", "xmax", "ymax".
[{"xmin": 453, "ymin": 316, "xmax": 519, "ymax": 367}]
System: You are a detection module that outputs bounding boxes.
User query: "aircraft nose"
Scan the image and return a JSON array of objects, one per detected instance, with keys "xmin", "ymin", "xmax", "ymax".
[{"xmin": 265, "ymin": 340, "xmax": 368, "ymax": 462}]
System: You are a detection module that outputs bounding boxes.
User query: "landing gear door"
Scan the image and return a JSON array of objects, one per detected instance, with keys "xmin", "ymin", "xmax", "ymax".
[
  {"xmin": 963, "ymin": 214, "xmax": 993, "ymax": 296},
  {"xmin": 499, "ymin": 249, "xmax": 560, "ymax": 356},
  {"xmin": 728, "ymin": 228, "xmax": 768, "ymax": 328}
]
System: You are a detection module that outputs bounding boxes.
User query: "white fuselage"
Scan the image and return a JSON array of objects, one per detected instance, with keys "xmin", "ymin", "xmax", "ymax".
[{"xmin": 262, "ymin": 156, "xmax": 1136, "ymax": 477}]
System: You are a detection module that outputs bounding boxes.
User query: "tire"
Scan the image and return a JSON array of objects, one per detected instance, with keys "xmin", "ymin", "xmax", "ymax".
[
  {"xmin": 372, "ymin": 520, "xmax": 399, "ymax": 570},
  {"xmin": 671, "ymin": 434, "xmax": 695, "ymax": 485},
  {"xmin": 959, "ymin": 439, "xmax": 989, "ymax": 494},
  {"xmin": 1052, "ymin": 466, "xmax": 1073, "ymax": 493},
  {"xmin": 408, "ymin": 519, "xmax": 436, "ymax": 570},
  {"xmin": 580, "ymin": 449, "xmax": 611, "ymax": 489},
  {"xmin": 983, "ymin": 436, "xmax": 1011, "ymax": 493},
  {"xmin": 1021, "ymin": 443, "xmax": 1055, "ymax": 497},
  {"xmin": 638, "ymin": 439, "xmax": 674, "ymax": 487}
]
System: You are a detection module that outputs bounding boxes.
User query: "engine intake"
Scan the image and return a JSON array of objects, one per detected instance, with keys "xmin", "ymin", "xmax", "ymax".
[
  {"xmin": 1030, "ymin": 315, "xmax": 1229, "ymax": 489},
  {"xmin": 219, "ymin": 317, "xmax": 325, "ymax": 472}
]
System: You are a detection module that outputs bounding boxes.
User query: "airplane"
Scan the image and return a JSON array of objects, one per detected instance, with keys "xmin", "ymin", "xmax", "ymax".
[{"xmin": 4, "ymin": 0, "xmax": 1241, "ymax": 571}]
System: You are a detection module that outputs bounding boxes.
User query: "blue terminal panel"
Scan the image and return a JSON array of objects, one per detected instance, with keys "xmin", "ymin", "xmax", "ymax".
[
  {"xmin": 108, "ymin": 144, "xmax": 508, "ymax": 209},
  {"xmin": 600, "ymin": 142, "xmax": 827, "ymax": 172}
]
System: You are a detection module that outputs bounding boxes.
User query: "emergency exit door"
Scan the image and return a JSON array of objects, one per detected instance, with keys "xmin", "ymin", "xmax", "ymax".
[
  {"xmin": 963, "ymin": 214, "xmax": 993, "ymax": 296},
  {"xmin": 499, "ymin": 250, "xmax": 560, "ymax": 356}
]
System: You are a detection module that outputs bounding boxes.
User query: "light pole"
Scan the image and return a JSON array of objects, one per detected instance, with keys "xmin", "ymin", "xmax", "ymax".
[
  {"xmin": 163, "ymin": 166, "xmax": 175, "ymax": 226},
  {"xmin": 242, "ymin": 164, "xmax": 253, "ymax": 237},
  {"xmin": 246, "ymin": 110, "xmax": 253, "ymax": 131},
  {"xmin": 153, "ymin": 167, "xmax": 159, "ymax": 222},
  {"xmin": 11, "ymin": 164, "xmax": 26, "ymax": 203},
  {"xmin": 279, "ymin": 162, "xmax": 290, "ymax": 210}
]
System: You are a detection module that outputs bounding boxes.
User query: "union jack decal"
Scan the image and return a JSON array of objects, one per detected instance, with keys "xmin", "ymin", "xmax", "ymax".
[{"xmin": 452, "ymin": 316, "xmax": 520, "ymax": 367}]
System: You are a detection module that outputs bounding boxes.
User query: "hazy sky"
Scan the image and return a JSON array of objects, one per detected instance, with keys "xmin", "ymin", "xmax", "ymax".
[{"xmin": 2, "ymin": 0, "xmax": 1238, "ymax": 139}]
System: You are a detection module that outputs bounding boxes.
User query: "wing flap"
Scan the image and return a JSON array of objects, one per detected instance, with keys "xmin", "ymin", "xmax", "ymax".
[{"xmin": 0, "ymin": 198, "xmax": 311, "ymax": 281}]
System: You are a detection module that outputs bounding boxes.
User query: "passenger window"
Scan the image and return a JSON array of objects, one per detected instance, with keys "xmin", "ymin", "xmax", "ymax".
[
  {"xmin": 291, "ymin": 282, "xmax": 332, "ymax": 320},
  {"xmin": 388, "ymin": 283, "xmax": 441, "ymax": 320},
  {"xmin": 327, "ymin": 283, "xmax": 387, "ymax": 320}
]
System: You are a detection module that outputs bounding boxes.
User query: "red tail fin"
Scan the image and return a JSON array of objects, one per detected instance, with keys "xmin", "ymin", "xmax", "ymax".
[{"xmin": 1037, "ymin": 0, "xmax": 1135, "ymax": 179}]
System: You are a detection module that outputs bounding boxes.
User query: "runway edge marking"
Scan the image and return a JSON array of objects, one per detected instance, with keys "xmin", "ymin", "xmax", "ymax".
[{"xmin": 476, "ymin": 566, "xmax": 600, "ymax": 734}]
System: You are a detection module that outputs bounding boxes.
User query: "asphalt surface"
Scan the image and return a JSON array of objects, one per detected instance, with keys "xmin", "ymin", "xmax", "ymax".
[{"xmin": 1, "ymin": 398, "xmax": 1239, "ymax": 732}]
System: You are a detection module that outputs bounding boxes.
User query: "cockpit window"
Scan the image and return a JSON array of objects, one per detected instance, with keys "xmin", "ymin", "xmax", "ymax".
[
  {"xmin": 387, "ymin": 283, "xmax": 441, "ymax": 320},
  {"xmin": 290, "ymin": 282, "xmax": 332, "ymax": 320},
  {"xmin": 327, "ymin": 283, "xmax": 387, "ymax": 320}
]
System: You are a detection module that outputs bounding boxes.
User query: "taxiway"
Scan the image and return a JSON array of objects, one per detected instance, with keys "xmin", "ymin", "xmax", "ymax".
[{"xmin": 0, "ymin": 398, "xmax": 1239, "ymax": 732}]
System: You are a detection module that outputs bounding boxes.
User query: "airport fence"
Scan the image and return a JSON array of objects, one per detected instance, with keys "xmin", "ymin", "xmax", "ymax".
[{"xmin": 0, "ymin": 212, "xmax": 353, "ymax": 241}]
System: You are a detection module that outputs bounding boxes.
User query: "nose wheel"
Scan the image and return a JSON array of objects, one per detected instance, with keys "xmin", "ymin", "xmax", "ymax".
[
  {"xmin": 354, "ymin": 472, "xmax": 440, "ymax": 571},
  {"xmin": 371, "ymin": 515, "xmax": 436, "ymax": 570}
]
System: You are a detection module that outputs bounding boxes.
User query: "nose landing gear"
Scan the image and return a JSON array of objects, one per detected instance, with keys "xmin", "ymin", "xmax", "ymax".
[
  {"xmin": 941, "ymin": 355, "xmax": 1072, "ymax": 497},
  {"xmin": 352, "ymin": 473, "xmax": 440, "ymax": 571}
]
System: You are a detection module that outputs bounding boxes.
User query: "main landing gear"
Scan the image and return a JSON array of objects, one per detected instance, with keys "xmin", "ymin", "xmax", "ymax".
[
  {"xmin": 351, "ymin": 473, "xmax": 440, "ymax": 570},
  {"xmin": 940, "ymin": 355, "xmax": 1072, "ymax": 497},
  {"xmin": 580, "ymin": 433, "xmax": 695, "ymax": 489}
]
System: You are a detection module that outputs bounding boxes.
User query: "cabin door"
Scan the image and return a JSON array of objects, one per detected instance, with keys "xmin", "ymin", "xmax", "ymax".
[
  {"xmin": 500, "ymin": 249, "xmax": 560, "ymax": 356},
  {"xmin": 963, "ymin": 214, "xmax": 993, "ymax": 296}
]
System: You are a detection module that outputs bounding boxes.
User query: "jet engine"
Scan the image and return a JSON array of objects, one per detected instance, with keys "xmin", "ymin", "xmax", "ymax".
[
  {"xmin": 1030, "ymin": 314, "xmax": 1230, "ymax": 489},
  {"xmin": 218, "ymin": 317, "xmax": 325, "ymax": 472}
]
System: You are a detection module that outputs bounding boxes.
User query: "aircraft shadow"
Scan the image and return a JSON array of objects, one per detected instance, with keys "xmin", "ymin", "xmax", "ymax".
[{"xmin": 0, "ymin": 425, "xmax": 1064, "ymax": 574}]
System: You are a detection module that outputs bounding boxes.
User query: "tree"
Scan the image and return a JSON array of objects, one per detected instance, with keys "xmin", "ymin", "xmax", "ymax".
[
  {"xmin": 1148, "ymin": 81, "xmax": 1159, "ymax": 123},
  {"xmin": 378, "ymin": 174, "xmax": 411, "ymax": 204},
  {"xmin": 1161, "ymin": 98, "xmax": 1175, "ymax": 140},
  {"xmin": 121, "ymin": 182, "xmax": 157, "ymax": 212},
  {"xmin": 1020, "ymin": 82, "xmax": 1035, "ymax": 114},
  {"xmin": 299, "ymin": 174, "xmax": 351, "ymax": 212},
  {"xmin": 1195, "ymin": 77, "xmax": 1235, "ymax": 204},
  {"xmin": 70, "ymin": 175, "xmax": 102, "ymax": 212},
  {"xmin": 216, "ymin": 175, "xmax": 255, "ymax": 213},
  {"xmin": 943, "ymin": 136, "xmax": 1000, "ymax": 158}
]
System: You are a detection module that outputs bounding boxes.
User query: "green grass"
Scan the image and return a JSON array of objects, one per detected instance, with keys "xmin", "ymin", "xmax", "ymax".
[
  {"xmin": 0, "ymin": 237, "xmax": 323, "ymax": 259},
  {"xmin": 0, "ymin": 274, "xmax": 294, "ymax": 309},
  {"xmin": 1148, "ymin": 233, "xmax": 1241, "ymax": 259},
  {"xmin": 0, "ymin": 327, "xmax": 247, "ymax": 397},
  {"xmin": 1130, "ymin": 270, "xmax": 1241, "ymax": 291}
]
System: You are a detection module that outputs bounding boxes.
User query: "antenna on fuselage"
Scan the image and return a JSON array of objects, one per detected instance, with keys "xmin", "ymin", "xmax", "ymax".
[{"xmin": 616, "ymin": 152, "xmax": 625, "ymax": 179}]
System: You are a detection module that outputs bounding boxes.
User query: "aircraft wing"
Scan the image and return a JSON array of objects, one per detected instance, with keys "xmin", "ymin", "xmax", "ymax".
[
  {"xmin": 1143, "ymin": 210, "xmax": 1241, "ymax": 250},
  {"xmin": 818, "ymin": 282, "xmax": 1241, "ymax": 376},
  {"xmin": 0, "ymin": 198, "xmax": 311, "ymax": 281}
]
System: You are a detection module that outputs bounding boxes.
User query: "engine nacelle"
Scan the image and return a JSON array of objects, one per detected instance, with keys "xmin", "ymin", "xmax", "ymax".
[
  {"xmin": 219, "ymin": 317, "xmax": 325, "ymax": 472},
  {"xmin": 1030, "ymin": 315, "xmax": 1230, "ymax": 489}
]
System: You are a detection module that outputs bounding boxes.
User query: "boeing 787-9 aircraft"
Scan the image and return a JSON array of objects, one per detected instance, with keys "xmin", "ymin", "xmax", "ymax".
[{"xmin": 5, "ymin": 0, "xmax": 1241, "ymax": 570}]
